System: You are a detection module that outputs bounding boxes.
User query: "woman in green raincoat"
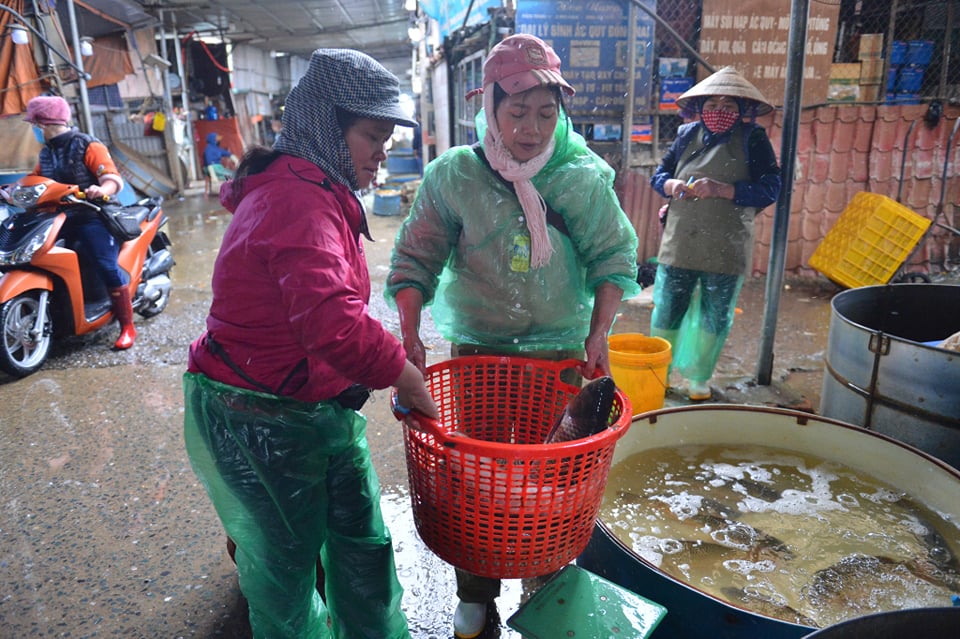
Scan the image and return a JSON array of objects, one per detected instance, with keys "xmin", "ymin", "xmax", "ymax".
[{"xmin": 386, "ymin": 33, "xmax": 639, "ymax": 639}]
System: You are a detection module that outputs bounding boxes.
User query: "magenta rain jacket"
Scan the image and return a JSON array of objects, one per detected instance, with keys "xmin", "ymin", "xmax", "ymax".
[{"xmin": 188, "ymin": 154, "xmax": 406, "ymax": 403}]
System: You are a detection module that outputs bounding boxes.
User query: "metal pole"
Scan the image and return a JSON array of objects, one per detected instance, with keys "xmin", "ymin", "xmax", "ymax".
[
  {"xmin": 64, "ymin": 0, "xmax": 93, "ymax": 134},
  {"xmin": 27, "ymin": 0, "xmax": 61, "ymax": 92},
  {"xmin": 157, "ymin": 12, "xmax": 173, "ymax": 111},
  {"xmin": 157, "ymin": 9, "xmax": 184, "ymax": 192},
  {"xmin": 756, "ymin": 0, "xmax": 811, "ymax": 385},
  {"xmin": 620, "ymin": 0, "xmax": 637, "ymax": 173},
  {"xmin": 170, "ymin": 11, "xmax": 198, "ymax": 182},
  {"xmin": 941, "ymin": 2, "xmax": 954, "ymax": 97},
  {"xmin": 879, "ymin": 0, "xmax": 899, "ymax": 108}
]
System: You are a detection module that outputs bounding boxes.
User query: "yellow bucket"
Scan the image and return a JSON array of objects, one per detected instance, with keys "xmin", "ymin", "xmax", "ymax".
[{"xmin": 607, "ymin": 334, "xmax": 672, "ymax": 415}]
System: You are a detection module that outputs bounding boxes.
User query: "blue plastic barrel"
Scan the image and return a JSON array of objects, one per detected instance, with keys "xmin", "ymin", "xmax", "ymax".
[{"xmin": 373, "ymin": 189, "xmax": 402, "ymax": 216}]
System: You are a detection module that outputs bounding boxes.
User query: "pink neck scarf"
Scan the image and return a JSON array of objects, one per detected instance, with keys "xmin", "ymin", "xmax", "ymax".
[{"xmin": 482, "ymin": 86, "xmax": 556, "ymax": 268}]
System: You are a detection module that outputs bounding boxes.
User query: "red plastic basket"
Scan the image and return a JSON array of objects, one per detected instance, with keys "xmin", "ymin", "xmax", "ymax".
[{"xmin": 394, "ymin": 356, "xmax": 632, "ymax": 579}]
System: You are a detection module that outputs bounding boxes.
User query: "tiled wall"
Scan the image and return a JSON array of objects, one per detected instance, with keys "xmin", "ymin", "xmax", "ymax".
[{"xmin": 619, "ymin": 104, "xmax": 960, "ymax": 279}]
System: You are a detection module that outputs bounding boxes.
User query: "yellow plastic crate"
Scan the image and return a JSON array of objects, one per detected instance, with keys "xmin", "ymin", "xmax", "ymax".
[{"xmin": 809, "ymin": 192, "xmax": 931, "ymax": 288}]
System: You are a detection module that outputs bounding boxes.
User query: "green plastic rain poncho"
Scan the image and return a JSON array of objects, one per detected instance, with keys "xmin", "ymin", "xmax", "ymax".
[
  {"xmin": 386, "ymin": 107, "xmax": 640, "ymax": 352},
  {"xmin": 183, "ymin": 48, "xmax": 416, "ymax": 639},
  {"xmin": 183, "ymin": 373, "xmax": 408, "ymax": 639}
]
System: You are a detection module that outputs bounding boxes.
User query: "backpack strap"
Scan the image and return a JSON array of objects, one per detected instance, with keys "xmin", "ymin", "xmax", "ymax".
[
  {"xmin": 471, "ymin": 143, "xmax": 570, "ymax": 238},
  {"xmin": 205, "ymin": 334, "xmax": 307, "ymax": 396}
]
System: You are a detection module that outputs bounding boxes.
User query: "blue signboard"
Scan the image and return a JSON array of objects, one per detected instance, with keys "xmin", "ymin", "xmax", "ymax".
[{"xmin": 516, "ymin": 0, "xmax": 656, "ymax": 133}]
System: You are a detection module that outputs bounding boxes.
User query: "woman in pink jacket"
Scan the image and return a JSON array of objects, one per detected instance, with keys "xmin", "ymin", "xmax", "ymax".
[{"xmin": 183, "ymin": 49, "xmax": 437, "ymax": 639}]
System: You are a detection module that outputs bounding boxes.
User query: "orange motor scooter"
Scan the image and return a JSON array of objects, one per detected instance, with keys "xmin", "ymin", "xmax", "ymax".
[{"xmin": 0, "ymin": 175, "xmax": 174, "ymax": 377}]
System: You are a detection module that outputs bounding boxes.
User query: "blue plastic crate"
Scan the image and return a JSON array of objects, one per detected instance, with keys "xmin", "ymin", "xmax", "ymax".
[
  {"xmin": 907, "ymin": 40, "xmax": 933, "ymax": 66},
  {"xmin": 890, "ymin": 40, "xmax": 908, "ymax": 65},
  {"xmin": 896, "ymin": 67, "xmax": 924, "ymax": 92},
  {"xmin": 887, "ymin": 66, "xmax": 899, "ymax": 91},
  {"xmin": 887, "ymin": 92, "xmax": 920, "ymax": 105}
]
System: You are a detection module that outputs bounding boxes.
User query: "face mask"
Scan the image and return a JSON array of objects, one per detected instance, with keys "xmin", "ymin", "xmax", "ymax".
[
  {"xmin": 33, "ymin": 126, "xmax": 46, "ymax": 144},
  {"xmin": 701, "ymin": 109, "xmax": 740, "ymax": 134}
]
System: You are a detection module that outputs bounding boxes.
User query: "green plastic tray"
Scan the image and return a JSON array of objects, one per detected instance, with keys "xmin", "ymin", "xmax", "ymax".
[{"xmin": 506, "ymin": 565, "xmax": 667, "ymax": 638}]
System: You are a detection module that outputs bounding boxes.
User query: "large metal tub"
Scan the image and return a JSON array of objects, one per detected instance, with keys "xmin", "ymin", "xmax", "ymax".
[
  {"xmin": 578, "ymin": 405, "xmax": 960, "ymax": 639},
  {"xmin": 819, "ymin": 284, "xmax": 960, "ymax": 469},
  {"xmin": 802, "ymin": 607, "xmax": 960, "ymax": 638}
]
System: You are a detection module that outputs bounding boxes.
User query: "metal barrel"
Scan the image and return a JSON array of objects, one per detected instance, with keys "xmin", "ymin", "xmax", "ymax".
[{"xmin": 820, "ymin": 283, "xmax": 960, "ymax": 470}]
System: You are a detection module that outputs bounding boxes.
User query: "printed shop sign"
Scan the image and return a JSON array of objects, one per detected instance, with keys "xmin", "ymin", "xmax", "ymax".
[
  {"xmin": 700, "ymin": 0, "xmax": 841, "ymax": 105},
  {"xmin": 516, "ymin": 0, "xmax": 656, "ymax": 122}
]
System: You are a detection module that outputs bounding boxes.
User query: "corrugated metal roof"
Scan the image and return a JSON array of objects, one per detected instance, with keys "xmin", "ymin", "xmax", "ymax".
[{"xmin": 136, "ymin": 0, "xmax": 414, "ymax": 90}]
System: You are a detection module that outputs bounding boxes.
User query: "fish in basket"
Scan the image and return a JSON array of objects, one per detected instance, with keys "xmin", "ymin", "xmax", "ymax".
[{"xmin": 392, "ymin": 356, "xmax": 632, "ymax": 579}]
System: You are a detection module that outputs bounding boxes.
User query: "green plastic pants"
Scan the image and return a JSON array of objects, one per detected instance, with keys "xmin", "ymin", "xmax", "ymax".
[
  {"xmin": 183, "ymin": 372, "xmax": 409, "ymax": 639},
  {"xmin": 651, "ymin": 265, "xmax": 743, "ymax": 383}
]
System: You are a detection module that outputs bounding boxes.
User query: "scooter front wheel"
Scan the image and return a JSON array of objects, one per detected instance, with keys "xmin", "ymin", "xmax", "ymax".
[{"xmin": 0, "ymin": 292, "xmax": 52, "ymax": 377}]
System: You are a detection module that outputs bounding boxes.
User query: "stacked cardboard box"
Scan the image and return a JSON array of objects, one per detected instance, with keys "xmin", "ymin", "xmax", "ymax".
[
  {"xmin": 857, "ymin": 33, "xmax": 884, "ymax": 103},
  {"xmin": 828, "ymin": 62, "xmax": 862, "ymax": 103}
]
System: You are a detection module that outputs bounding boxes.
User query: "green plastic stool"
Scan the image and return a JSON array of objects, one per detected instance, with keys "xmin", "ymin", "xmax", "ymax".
[{"xmin": 507, "ymin": 565, "xmax": 667, "ymax": 638}]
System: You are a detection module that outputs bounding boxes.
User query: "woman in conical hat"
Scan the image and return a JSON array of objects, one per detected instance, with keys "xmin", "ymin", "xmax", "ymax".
[
  {"xmin": 649, "ymin": 66, "xmax": 781, "ymax": 400},
  {"xmin": 675, "ymin": 65, "xmax": 774, "ymax": 118}
]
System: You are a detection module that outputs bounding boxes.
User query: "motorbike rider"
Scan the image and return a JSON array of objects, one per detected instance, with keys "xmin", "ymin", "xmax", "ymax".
[{"xmin": 20, "ymin": 95, "xmax": 136, "ymax": 350}]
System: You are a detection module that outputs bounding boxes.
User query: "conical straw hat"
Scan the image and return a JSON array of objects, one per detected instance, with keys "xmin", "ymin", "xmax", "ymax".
[{"xmin": 676, "ymin": 66, "xmax": 774, "ymax": 114}]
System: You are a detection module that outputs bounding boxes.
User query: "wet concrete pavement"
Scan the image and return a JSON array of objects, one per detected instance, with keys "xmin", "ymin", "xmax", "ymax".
[{"xmin": 0, "ymin": 189, "xmax": 948, "ymax": 638}]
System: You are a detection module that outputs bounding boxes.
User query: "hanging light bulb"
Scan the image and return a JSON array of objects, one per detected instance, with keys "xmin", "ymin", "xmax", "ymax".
[
  {"xmin": 9, "ymin": 24, "xmax": 29, "ymax": 45},
  {"xmin": 79, "ymin": 36, "xmax": 94, "ymax": 57}
]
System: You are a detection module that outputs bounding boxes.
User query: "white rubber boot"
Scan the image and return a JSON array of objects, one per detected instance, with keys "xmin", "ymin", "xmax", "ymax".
[
  {"xmin": 454, "ymin": 601, "xmax": 487, "ymax": 638},
  {"xmin": 687, "ymin": 379, "xmax": 712, "ymax": 401}
]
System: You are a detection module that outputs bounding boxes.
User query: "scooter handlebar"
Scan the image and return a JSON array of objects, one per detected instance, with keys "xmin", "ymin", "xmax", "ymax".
[
  {"xmin": 73, "ymin": 192, "xmax": 110, "ymax": 203},
  {"xmin": 66, "ymin": 193, "xmax": 110, "ymax": 210}
]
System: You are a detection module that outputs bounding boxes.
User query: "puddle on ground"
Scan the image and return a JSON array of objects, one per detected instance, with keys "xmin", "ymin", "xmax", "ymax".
[{"xmin": 382, "ymin": 489, "xmax": 530, "ymax": 638}]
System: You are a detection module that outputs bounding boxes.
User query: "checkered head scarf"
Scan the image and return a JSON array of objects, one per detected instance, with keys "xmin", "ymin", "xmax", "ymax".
[{"xmin": 274, "ymin": 49, "xmax": 416, "ymax": 190}]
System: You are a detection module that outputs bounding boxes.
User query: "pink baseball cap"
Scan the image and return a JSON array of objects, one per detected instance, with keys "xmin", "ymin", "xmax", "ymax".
[
  {"xmin": 471, "ymin": 34, "xmax": 575, "ymax": 98},
  {"xmin": 24, "ymin": 96, "xmax": 72, "ymax": 125}
]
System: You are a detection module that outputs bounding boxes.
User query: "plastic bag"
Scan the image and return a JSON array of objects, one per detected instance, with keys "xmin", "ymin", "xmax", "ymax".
[
  {"xmin": 151, "ymin": 111, "xmax": 166, "ymax": 132},
  {"xmin": 669, "ymin": 281, "xmax": 739, "ymax": 383}
]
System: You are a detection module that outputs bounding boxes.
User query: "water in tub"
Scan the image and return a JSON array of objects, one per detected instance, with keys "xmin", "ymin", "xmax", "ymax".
[{"xmin": 600, "ymin": 443, "xmax": 960, "ymax": 629}]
